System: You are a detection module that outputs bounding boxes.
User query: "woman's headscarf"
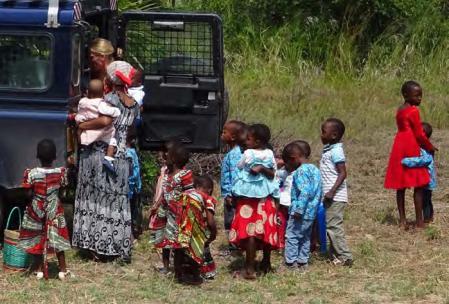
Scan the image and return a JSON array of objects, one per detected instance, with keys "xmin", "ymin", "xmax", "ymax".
[{"xmin": 106, "ymin": 61, "xmax": 136, "ymax": 87}]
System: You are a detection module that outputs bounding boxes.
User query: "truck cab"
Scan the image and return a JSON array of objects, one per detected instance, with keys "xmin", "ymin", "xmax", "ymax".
[{"xmin": 0, "ymin": 0, "xmax": 226, "ymax": 239}]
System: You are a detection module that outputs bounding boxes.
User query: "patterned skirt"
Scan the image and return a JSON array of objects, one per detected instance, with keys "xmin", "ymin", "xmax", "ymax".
[
  {"xmin": 229, "ymin": 197, "xmax": 280, "ymax": 250},
  {"xmin": 72, "ymin": 142, "xmax": 132, "ymax": 258},
  {"xmin": 19, "ymin": 200, "xmax": 71, "ymax": 255},
  {"xmin": 177, "ymin": 193, "xmax": 208, "ymax": 264}
]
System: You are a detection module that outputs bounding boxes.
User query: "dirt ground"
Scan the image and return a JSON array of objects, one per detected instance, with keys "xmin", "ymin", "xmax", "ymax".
[{"xmin": 1, "ymin": 129, "xmax": 449, "ymax": 304}]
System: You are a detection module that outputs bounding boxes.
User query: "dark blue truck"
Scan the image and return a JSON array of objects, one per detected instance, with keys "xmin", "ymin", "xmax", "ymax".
[{"xmin": 0, "ymin": 0, "xmax": 226, "ymax": 240}]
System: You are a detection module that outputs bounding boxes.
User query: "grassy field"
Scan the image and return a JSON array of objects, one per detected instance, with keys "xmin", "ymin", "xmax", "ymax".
[{"xmin": 2, "ymin": 67, "xmax": 449, "ymax": 303}]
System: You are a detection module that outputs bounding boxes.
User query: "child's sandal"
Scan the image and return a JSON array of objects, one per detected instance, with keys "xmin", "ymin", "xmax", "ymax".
[
  {"xmin": 35, "ymin": 272, "xmax": 44, "ymax": 280},
  {"xmin": 58, "ymin": 270, "xmax": 73, "ymax": 280}
]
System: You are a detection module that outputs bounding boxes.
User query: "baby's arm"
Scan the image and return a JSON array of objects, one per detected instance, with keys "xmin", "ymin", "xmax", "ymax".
[
  {"xmin": 98, "ymin": 102, "xmax": 121, "ymax": 118},
  {"xmin": 402, "ymin": 151, "xmax": 432, "ymax": 168}
]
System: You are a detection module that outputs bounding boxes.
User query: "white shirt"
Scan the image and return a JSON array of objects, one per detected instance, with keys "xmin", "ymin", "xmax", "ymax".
[
  {"xmin": 277, "ymin": 168, "xmax": 293, "ymax": 207},
  {"xmin": 320, "ymin": 143, "xmax": 348, "ymax": 202},
  {"xmin": 128, "ymin": 86, "xmax": 145, "ymax": 107}
]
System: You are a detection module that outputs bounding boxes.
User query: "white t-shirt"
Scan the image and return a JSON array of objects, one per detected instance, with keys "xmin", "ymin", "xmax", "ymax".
[
  {"xmin": 277, "ymin": 168, "xmax": 293, "ymax": 207},
  {"xmin": 320, "ymin": 143, "xmax": 348, "ymax": 202},
  {"xmin": 128, "ymin": 86, "xmax": 145, "ymax": 107}
]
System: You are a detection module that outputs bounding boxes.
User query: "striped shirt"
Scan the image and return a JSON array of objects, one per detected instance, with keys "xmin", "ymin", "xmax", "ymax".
[{"xmin": 320, "ymin": 143, "xmax": 348, "ymax": 203}]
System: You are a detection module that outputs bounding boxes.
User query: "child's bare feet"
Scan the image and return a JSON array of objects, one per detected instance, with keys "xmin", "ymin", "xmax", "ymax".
[{"xmin": 242, "ymin": 270, "xmax": 257, "ymax": 280}]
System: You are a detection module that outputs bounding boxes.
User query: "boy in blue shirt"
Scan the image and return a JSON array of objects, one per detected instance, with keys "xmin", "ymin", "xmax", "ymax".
[
  {"xmin": 284, "ymin": 141, "xmax": 322, "ymax": 272},
  {"xmin": 220, "ymin": 120, "xmax": 247, "ymax": 254},
  {"xmin": 126, "ymin": 126, "xmax": 142, "ymax": 239},
  {"xmin": 402, "ymin": 122, "xmax": 436, "ymax": 223}
]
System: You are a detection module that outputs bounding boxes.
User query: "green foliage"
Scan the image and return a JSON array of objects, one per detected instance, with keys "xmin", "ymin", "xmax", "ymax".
[{"xmin": 139, "ymin": 151, "xmax": 159, "ymax": 195}]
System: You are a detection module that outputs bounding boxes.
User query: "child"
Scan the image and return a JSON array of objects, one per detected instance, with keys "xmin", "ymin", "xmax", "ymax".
[
  {"xmin": 177, "ymin": 175, "xmax": 218, "ymax": 284},
  {"xmin": 149, "ymin": 144, "xmax": 193, "ymax": 279},
  {"xmin": 128, "ymin": 68, "xmax": 145, "ymax": 109},
  {"xmin": 18, "ymin": 139, "xmax": 71, "ymax": 280},
  {"xmin": 230, "ymin": 123, "xmax": 280, "ymax": 279},
  {"xmin": 276, "ymin": 140, "xmax": 312, "ymax": 250},
  {"xmin": 149, "ymin": 140, "xmax": 180, "ymax": 274},
  {"xmin": 401, "ymin": 122, "xmax": 436, "ymax": 223},
  {"xmin": 320, "ymin": 118, "xmax": 353, "ymax": 266},
  {"xmin": 126, "ymin": 126, "xmax": 142, "ymax": 239},
  {"xmin": 220, "ymin": 120, "xmax": 246, "ymax": 253},
  {"xmin": 384, "ymin": 81, "xmax": 436, "ymax": 228},
  {"xmin": 284, "ymin": 141, "xmax": 322, "ymax": 272},
  {"xmin": 75, "ymin": 79, "xmax": 121, "ymax": 173}
]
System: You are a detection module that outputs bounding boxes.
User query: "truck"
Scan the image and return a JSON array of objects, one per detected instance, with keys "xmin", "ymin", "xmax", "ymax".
[{"xmin": 0, "ymin": 0, "xmax": 227, "ymax": 241}]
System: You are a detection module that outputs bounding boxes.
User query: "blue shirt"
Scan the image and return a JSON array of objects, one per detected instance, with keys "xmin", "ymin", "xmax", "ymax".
[
  {"xmin": 220, "ymin": 146, "xmax": 243, "ymax": 198},
  {"xmin": 126, "ymin": 147, "xmax": 142, "ymax": 198},
  {"xmin": 290, "ymin": 163, "xmax": 323, "ymax": 220},
  {"xmin": 402, "ymin": 149, "xmax": 436, "ymax": 190}
]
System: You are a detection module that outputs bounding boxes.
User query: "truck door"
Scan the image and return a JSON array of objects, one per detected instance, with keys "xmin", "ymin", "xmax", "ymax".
[{"xmin": 118, "ymin": 12, "xmax": 225, "ymax": 152}]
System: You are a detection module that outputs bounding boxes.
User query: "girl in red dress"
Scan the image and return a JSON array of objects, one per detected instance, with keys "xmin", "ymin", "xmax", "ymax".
[
  {"xmin": 18, "ymin": 139, "xmax": 71, "ymax": 280},
  {"xmin": 384, "ymin": 81, "xmax": 436, "ymax": 228}
]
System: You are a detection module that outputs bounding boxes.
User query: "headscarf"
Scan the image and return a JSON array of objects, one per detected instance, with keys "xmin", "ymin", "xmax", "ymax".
[{"xmin": 106, "ymin": 61, "xmax": 136, "ymax": 87}]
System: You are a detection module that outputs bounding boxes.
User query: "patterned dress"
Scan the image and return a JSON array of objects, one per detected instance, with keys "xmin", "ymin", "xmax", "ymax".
[
  {"xmin": 72, "ymin": 91, "xmax": 139, "ymax": 259},
  {"xmin": 178, "ymin": 189, "xmax": 217, "ymax": 265},
  {"xmin": 18, "ymin": 167, "xmax": 71, "ymax": 254},
  {"xmin": 149, "ymin": 169, "xmax": 194, "ymax": 248}
]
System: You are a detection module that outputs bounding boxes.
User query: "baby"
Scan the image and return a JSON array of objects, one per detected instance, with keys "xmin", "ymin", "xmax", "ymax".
[{"xmin": 76, "ymin": 79, "xmax": 121, "ymax": 173}]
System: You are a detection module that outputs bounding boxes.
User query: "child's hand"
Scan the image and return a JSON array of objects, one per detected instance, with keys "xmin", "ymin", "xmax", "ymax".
[
  {"xmin": 225, "ymin": 196, "xmax": 233, "ymax": 207},
  {"xmin": 293, "ymin": 212, "xmax": 301, "ymax": 221},
  {"xmin": 250, "ymin": 165, "xmax": 264, "ymax": 175},
  {"xmin": 324, "ymin": 190, "xmax": 336, "ymax": 201}
]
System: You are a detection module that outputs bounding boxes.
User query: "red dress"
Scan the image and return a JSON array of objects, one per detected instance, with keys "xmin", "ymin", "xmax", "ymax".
[
  {"xmin": 384, "ymin": 106, "xmax": 434, "ymax": 189},
  {"xmin": 229, "ymin": 197, "xmax": 280, "ymax": 250}
]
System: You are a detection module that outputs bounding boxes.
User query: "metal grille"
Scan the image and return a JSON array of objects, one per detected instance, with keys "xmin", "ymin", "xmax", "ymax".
[{"xmin": 125, "ymin": 20, "xmax": 214, "ymax": 76}]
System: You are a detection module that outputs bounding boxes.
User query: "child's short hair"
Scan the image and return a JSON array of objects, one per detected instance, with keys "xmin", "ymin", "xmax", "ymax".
[
  {"xmin": 162, "ymin": 139, "xmax": 181, "ymax": 152},
  {"xmin": 401, "ymin": 80, "xmax": 421, "ymax": 96},
  {"xmin": 422, "ymin": 122, "xmax": 433, "ymax": 139},
  {"xmin": 282, "ymin": 142, "xmax": 301, "ymax": 162},
  {"xmin": 294, "ymin": 140, "xmax": 311, "ymax": 158},
  {"xmin": 169, "ymin": 144, "xmax": 190, "ymax": 168},
  {"xmin": 324, "ymin": 118, "xmax": 345, "ymax": 141},
  {"xmin": 248, "ymin": 123, "xmax": 271, "ymax": 147},
  {"xmin": 37, "ymin": 139, "xmax": 56, "ymax": 163},
  {"xmin": 194, "ymin": 175, "xmax": 214, "ymax": 192}
]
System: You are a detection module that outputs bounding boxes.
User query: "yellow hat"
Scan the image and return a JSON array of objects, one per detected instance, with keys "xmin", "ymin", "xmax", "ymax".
[{"xmin": 90, "ymin": 38, "xmax": 114, "ymax": 56}]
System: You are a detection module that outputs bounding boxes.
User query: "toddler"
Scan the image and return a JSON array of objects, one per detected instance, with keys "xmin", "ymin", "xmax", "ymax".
[
  {"xmin": 230, "ymin": 123, "xmax": 280, "ymax": 279},
  {"xmin": 18, "ymin": 139, "xmax": 71, "ymax": 280},
  {"xmin": 320, "ymin": 118, "xmax": 352, "ymax": 266},
  {"xmin": 128, "ymin": 68, "xmax": 145, "ymax": 109},
  {"xmin": 276, "ymin": 140, "xmax": 312, "ymax": 250},
  {"xmin": 149, "ymin": 143, "xmax": 194, "ymax": 279},
  {"xmin": 76, "ymin": 79, "xmax": 121, "ymax": 174},
  {"xmin": 284, "ymin": 141, "xmax": 322, "ymax": 272},
  {"xmin": 401, "ymin": 122, "xmax": 436, "ymax": 223},
  {"xmin": 220, "ymin": 120, "xmax": 246, "ymax": 253},
  {"xmin": 126, "ymin": 126, "xmax": 142, "ymax": 239},
  {"xmin": 177, "ymin": 175, "xmax": 218, "ymax": 285}
]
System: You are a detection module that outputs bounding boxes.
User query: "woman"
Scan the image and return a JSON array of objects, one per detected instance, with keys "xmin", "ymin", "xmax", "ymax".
[
  {"xmin": 89, "ymin": 38, "xmax": 115, "ymax": 81},
  {"xmin": 72, "ymin": 61, "xmax": 139, "ymax": 262}
]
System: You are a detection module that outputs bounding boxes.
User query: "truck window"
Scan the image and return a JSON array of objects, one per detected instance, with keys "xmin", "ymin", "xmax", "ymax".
[{"xmin": 0, "ymin": 34, "xmax": 52, "ymax": 90}]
